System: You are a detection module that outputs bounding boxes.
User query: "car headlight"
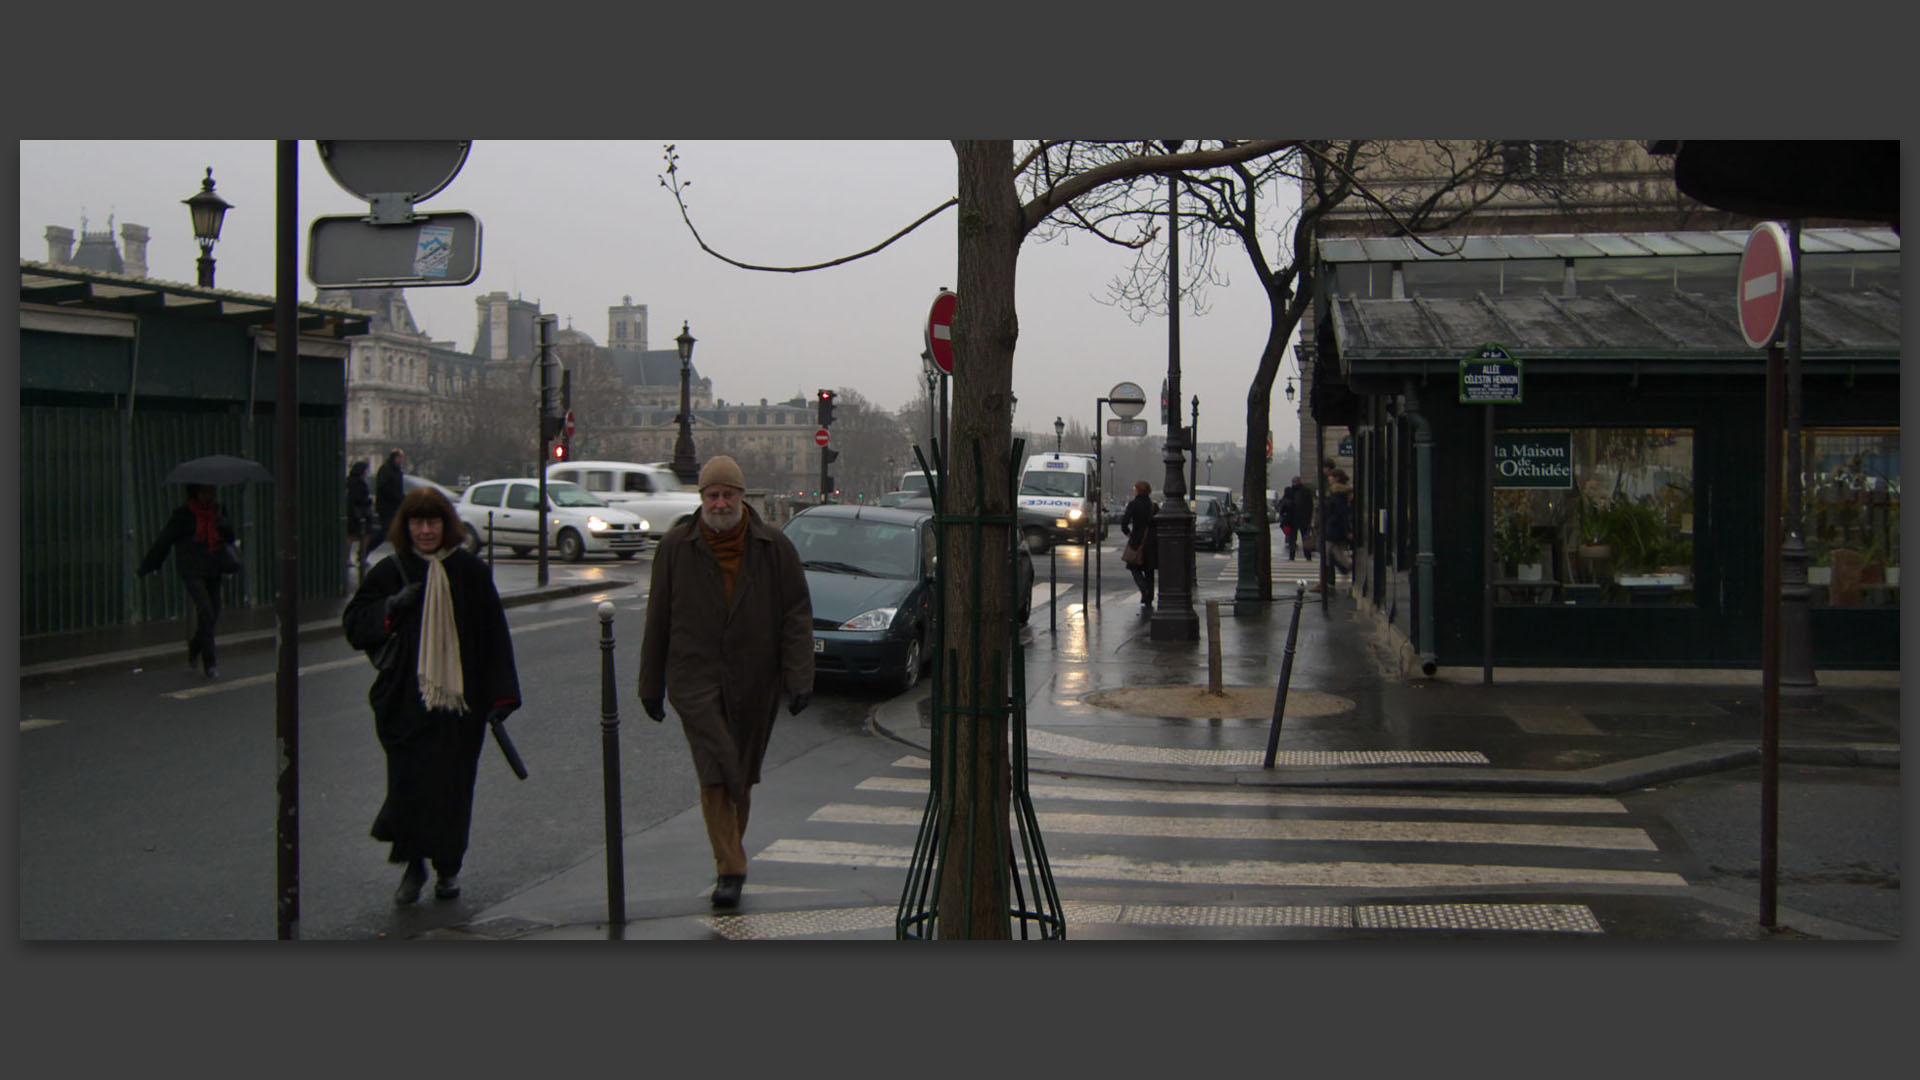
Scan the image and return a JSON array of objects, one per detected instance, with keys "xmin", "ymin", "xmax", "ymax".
[
  {"xmin": 1067, "ymin": 507, "xmax": 1083, "ymax": 521},
  {"xmin": 1054, "ymin": 518, "xmax": 1069, "ymax": 530},
  {"xmin": 636, "ymin": 518, "xmax": 651, "ymax": 532},
  {"xmin": 587, "ymin": 516, "xmax": 609, "ymax": 532},
  {"xmin": 840, "ymin": 607, "xmax": 898, "ymax": 631}
]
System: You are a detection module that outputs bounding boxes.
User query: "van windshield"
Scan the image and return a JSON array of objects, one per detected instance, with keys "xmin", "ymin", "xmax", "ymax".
[
  {"xmin": 900, "ymin": 473, "xmax": 930, "ymax": 496},
  {"xmin": 1020, "ymin": 470, "xmax": 1085, "ymax": 498}
]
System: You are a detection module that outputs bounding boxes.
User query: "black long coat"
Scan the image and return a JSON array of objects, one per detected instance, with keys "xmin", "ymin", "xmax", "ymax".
[
  {"xmin": 1120, "ymin": 493, "xmax": 1159, "ymax": 572},
  {"xmin": 1278, "ymin": 483, "xmax": 1312, "ymax": 532},
  {"xmin": 343, "ymin": 548, "xmax": 521, "ymax": 871},
  {"xmin": 638, "ymin": 505, "xmax": 814, "ymax": 802},
  {"xmin": 138, "ymin": 503, "xmax": 235, "ymax": 580}
]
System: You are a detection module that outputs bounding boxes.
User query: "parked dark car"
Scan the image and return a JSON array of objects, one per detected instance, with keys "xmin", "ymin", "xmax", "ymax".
[
  {"xmin": 1193, "ymin": 496, "xmax": 1234, "ymax": 551},
  {"xmin": 785, "ymin": 502, "xmax": 1034, "ymax": 693}
]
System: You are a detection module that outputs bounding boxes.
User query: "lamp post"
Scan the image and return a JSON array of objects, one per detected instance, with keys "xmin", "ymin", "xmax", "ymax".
[
  {"xmin": 1207, "ymin": 455, "xmax": 1214, "ymax": 485},
  {"xmin": 1151, "ymin": 140, "xmax": 1198, "ymax": 641},
  {"xmin": 1285, "ymin": 376, "xmax": 1296, "ymax": 404},
  {"xmin": 1053, "ymin": 416, "xmax": 1064, "ymax": 451},
  {"xmin": 1189, "ymin": 395, "xmax": 1200, "ymax": 497},
  {"xmin": 182, "ymin": 167, "xmax": 232, "ymax": 288},
  {"xmin": 670, "ymin": 321, "xmax": 699, "ymax": 486}
]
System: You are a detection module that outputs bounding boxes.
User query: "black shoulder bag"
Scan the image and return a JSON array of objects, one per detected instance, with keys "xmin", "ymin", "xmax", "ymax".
[{"xmin": 369, "ymin": 555, "xmax": 411, "ymax": 671}]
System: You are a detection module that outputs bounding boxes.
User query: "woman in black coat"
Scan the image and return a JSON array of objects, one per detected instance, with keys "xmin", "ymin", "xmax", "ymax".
[
  {"xmin": 343, "ymin": 487, "xmax": 521, "ymax": 904},
  {"xmin": 137, "ymin": 483, "xmax": 235, "ymax": 678},
  {"xmin": 1119, "ymin": 480, "xmax": 1159, "ymax": 612},
  {"xmin": 346, "ymin": 460, "xmax": 376, "ymax": 570}
]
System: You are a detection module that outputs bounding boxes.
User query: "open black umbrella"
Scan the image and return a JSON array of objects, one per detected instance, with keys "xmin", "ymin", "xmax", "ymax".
[{"xmin": 165, "ymin": 454, "xmax": 274, "ymax": 486}]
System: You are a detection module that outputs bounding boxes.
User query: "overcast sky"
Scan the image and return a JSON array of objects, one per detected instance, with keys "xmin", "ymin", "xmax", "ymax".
[{"xmin": 18, "ymin": 140, "xmax": 1302, "ymax": 460}]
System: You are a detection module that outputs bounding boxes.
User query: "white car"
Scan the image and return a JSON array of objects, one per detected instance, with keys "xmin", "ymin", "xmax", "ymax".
[{"xmin": 456, "ymin": 478, "xmax": 650, "ymax": 562}]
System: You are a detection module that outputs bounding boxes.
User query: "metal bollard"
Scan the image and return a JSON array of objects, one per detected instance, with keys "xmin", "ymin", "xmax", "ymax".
[
  {"xmin": 1049, "ymin": 542, "xmax": 1058, "ymax": 636},
  {"xmin": 486, "ymin": 510, "xmax": 495, "ymax": 568},
  {"xmin": 597, "ymin": 601, "xmax": 626, "ymax": 926},
  {"xmin": 1262, "ymin": 582, "xmax": 1307, "ymax": 769}
]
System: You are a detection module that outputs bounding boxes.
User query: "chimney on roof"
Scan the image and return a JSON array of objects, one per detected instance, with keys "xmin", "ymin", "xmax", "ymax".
[
  {"xmin": 120, "ymin": 222, "xmax": 149, "ymax": 278},
  {"xmin": 45, "ymin": 225, "xmax": 73, "ymax": 265}
]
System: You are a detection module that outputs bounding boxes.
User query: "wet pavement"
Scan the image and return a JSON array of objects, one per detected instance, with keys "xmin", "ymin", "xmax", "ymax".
[{"xmin": 21, "ymin": 540, "xmax": 1900, "ymax": 941}]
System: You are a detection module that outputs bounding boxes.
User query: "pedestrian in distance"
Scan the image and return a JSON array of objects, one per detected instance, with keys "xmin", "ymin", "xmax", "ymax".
[
  {"xmin": 638, "ymin": 455, "xmax": 814, "ymax": 910},
  {"xmin": 1278, "ymin": 476, "xmax": 1312, "ymax": 560},
  {"xmin": 1120, "ymin": 479, "xmax": 1159, "ymax": 613},
  {"xmin": 346, "ymin": 460, "xmax": 376, "ymax": 571},
  {"xmin": 1325, "ymin": 468, "xmax": 1355, "ymax": 577},
  {"xmin": 137, "ymin": 483, "xmax": 237, "ymax": 678},
  {"xmin": 373, "ymin": 448, "xmax": 407, "ymax": 543},
  {"xmin": 343, "ymin": 487, "xmax": 522, "ymax": 906}
]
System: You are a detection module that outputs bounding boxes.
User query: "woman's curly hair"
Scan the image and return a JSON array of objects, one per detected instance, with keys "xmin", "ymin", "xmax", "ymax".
[{"xmin": 388, "ymin": 487, "xmax": 467, "ymax": 553}]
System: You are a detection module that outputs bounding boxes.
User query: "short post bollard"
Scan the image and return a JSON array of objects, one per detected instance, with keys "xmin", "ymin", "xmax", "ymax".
[
  {"xmin": 597, "ymin": 601, "xmax": 626, "ymax": 926},
  {"xmin": 1262, "ymin": 582, "xmax": 1307, "ymax": 769},
  {"xmin": 1049, "ymin": 543, "xmax": 1058, "ymax": 636},
  {"xmin": 486, "ymin": 510, "xmax": 496, "ymax": 568}
]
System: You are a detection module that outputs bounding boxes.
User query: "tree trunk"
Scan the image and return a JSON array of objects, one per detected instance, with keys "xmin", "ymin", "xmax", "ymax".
[
  {"xmin": 936, "ymin": 141, "xmax": 1021, "ymax": 938},
  {"xmin": 1241, "ymin": 291, "xmax": 1294, "ymax": 601}
]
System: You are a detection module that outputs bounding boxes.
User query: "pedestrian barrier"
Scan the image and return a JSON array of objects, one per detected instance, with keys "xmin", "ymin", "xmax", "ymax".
[
  {"xmin": 1263, "ymin": 582, "xmax": 1308, "ymax": 769},
  {"xmin": 597, "ymin": 601, "xmax": 626, "ymax": 928}
]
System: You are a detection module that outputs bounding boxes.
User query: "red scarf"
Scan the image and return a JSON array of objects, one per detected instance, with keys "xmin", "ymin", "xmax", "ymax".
[
  {"xmin": 189, "ymin": 500, "xmax": 223, "ymax": 550},
  {"xmin": 699, "ymin": 512, "xmax": 750, "ymax": 603}
]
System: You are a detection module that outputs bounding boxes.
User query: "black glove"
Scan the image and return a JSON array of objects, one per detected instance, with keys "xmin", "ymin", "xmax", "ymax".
[
  {"xmin": 384, "ymin": 581, "xmax": 424, "ymax": 619},
  {"xmin": 788, "ymin": 691, "xmax": 810, "ymax": 716},
  {"xmin": 642, "ymin": 698, "xmax": 665, "ymax": 722}
]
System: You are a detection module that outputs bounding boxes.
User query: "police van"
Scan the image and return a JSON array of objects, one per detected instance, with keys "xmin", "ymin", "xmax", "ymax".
[{"xmin": 1016, "ymin": 451, "xmax": 1105, "ymax": 549}]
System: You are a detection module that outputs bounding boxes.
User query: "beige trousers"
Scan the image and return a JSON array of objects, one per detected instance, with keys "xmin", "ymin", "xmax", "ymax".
[{"xmin": 699, "ymin": 783, "xmax": 753, "ymax": 877}]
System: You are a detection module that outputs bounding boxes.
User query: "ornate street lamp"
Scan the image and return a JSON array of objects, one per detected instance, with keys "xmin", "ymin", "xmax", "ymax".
[
  {"xmin": 1285, "ymin": 375, "xmax": 1297, "ymax": 404},
  {"xmin": 1152, "ymin": 140, "xmax": 1198, "ymax": 641},
  {"xmin": 1053, "ymin": 416, "xmax": 1064, "ymax": 451},
  {"xmin": 671, "ymin": 321, "xmax": 699, "ymax": 486},
  {"xmin": 1207, "ymin": 454, "xmax": 1214, "ymax": 485},
  {"xmin": 182, "ymin": 167, "xmax": 232, "ymax": 288}
]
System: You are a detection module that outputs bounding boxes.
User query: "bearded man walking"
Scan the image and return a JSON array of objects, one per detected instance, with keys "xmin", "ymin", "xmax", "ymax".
[{"xmin": 639, "ymin": 456, "xmax": 814, "ymax": 909}]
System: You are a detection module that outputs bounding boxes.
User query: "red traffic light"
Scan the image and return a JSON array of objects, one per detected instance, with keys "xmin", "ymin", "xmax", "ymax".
[{"xmin": 551, "ymin": 442, "xmax": 569, "ymax": 461}]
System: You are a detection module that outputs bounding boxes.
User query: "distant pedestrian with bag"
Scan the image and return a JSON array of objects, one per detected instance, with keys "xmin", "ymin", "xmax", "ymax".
[
  {"xmin": 137, "ymin": 483, "xmax": 237, "ymax": 679},
  {"xmin": 347, "ymin": 460, "xmax": 376, "ymax": 571},
  {"xmin": 638, "ymin": 455, "xmax": 814, "ymax": 910},
  {"xmin": 373, "ymin": 448, "xmax": 407, "ymax": 542},
  {"xmin": 1278, "ymin": 476, "xmax": 1312, "ymax": 561},
  {"xmin": 1120, "ymin": 479, "xmax": 1159, "ymax": 613},
  {"xmin": 343, "ymin": 487, "xmax": 522, "ymax": 905}
]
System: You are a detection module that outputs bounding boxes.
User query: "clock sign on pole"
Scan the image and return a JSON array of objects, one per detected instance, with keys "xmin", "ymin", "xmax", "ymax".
[
  {"xmin": 1738, "ymin": 221, "xmax": 1793, "ymax": 350},
  {"xmin": 925, "ymin": 288, "xmax": 957, "ymax": 375}
]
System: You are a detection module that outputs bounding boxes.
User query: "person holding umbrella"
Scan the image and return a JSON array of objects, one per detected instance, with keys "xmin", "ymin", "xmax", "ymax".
[
  {"xmin": 138, "ymin": 482, "xmax": 237, "ymax": 678},
  {"xmin": 343, "ymin": 487, "xmax": 522, "ymax": 905}
]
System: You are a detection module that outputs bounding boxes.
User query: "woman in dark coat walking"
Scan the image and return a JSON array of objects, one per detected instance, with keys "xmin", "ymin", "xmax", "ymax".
[
  {"xmin": 343, "ymin": 487, "xmax": 521, "ymax": 904},
  {"xmin": 1120, "ymin": 479, "xmax": 1159, "ymax": 612},
  {"xmin": 346, "ymin": 460, "xmax": 376, "ymax": 570},
  {"xmin": 137, "ymin": 483, "xmax": 235, "ymax": 678}
]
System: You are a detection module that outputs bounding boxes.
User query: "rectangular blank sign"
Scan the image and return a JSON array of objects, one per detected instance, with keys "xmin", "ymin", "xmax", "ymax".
[
  {"xmin": 308, "ymin": 211, "xmax": 482, "ymax": 288},
  {"xmin": 1107, "ymin": 418, "xmax": 1148, "ymax": 436}
]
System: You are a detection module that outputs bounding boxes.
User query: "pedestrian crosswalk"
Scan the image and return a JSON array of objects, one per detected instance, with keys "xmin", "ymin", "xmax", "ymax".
[{"xmin": 705, "ymin": 755, "xmax": 1688, "ymax": 939}]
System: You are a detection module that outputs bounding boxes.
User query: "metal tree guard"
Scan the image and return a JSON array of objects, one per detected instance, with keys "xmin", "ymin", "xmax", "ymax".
[{"xmin": 896, "ymin": 436, "xmax": 1063, "ymax": 940}]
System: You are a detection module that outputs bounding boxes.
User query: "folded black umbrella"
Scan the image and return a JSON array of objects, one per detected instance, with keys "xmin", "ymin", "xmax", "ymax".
[{"xmin": 490, "ymin": 716, "xmax": 529, "ymax": 780}]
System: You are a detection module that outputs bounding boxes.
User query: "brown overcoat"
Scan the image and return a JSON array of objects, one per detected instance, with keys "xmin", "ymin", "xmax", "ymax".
[{"xmin": 638, "ymin": 504, "xmax": 813, "ymax": 801}]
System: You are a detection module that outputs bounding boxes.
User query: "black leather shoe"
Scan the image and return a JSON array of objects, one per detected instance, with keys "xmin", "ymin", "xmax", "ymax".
[
  {"xmin": 434, "ymin": 875, "xmax": 461, "ymax": 900},
  {"xmin": 710, "ymin": 874, "xmax": 744, "ymax": 909},
  {"xmin": 394, "ymin": 861, "xmax": 427, "ymax": 905}
]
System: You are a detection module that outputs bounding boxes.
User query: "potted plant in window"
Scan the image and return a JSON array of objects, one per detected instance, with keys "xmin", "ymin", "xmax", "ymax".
[{"xmin": 1494, "ymin": 504, "xmax": 1540, "ymax": 579}]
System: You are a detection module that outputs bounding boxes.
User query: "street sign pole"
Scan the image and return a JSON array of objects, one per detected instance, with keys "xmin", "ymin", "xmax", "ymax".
[{"xmin": 1460, "ymin": 344, "xmax": 1523, "ymax": 686}]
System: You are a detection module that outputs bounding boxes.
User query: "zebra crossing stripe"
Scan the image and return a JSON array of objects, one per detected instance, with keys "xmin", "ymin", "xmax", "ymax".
[
  {"xmin": 1027, "ymin": 729, "xmax": 1489, "ymax": 767},
  {"xmin": 807, "ymin": 803, "xmax": 1657, "ymax": 851},
  {"xmin": 754, "ymin": 838, "xmax": 1687, "ymax": 889},
  {"xmin": 854, "ymin": 775, "xmax": 1629, "ymax": 814},
  {"xmin": 700, "ymin": 901, "xmax": 1605, "ymax": 939}
]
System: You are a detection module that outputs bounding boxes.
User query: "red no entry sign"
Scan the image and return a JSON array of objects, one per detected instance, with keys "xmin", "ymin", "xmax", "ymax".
[
  {"xmin": 814, "ymin": 428, "xmax": 831, "ymax": 447},
  {"xmin": 1738, "ymin": 222, "xmax": 1792, "ymax": 350},
  {"xmin": 925, "ymin": 288, "xmax": 957, "ymax": 375}
]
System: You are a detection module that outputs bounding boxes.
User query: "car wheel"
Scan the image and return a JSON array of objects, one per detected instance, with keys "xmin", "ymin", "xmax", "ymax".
[
  {"xmin": 616, "ymin": 550, "xmax": 637, "ymax": 560},
  {"xmin": 1023, "ymin": 526, "xmax": 1050, "ymax": 554},
  {"xmin": 511, "ymin": 547, "xmax": 532, "ymax": 558},
  {"xmin": 461, "ymin": 529, "xmax": 480, "ymax": 554},
  {"xmin": 894, "ymin": 634, "xmax": 923, "ymax": 694},
  {"xmin": 557, "ymin": 528, "xmax": 585, "ymax": 563}
]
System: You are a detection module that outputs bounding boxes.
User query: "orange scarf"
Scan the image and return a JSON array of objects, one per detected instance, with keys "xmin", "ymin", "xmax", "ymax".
[{"xmin": 700, "ymin": 512, "xmax": 750, "ymax": 603}]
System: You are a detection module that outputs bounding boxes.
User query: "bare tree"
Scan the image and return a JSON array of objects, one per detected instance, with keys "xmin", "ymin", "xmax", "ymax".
[
  {"xmin": 662, "ymin": 139, "xmax": 1297, "ymax": 937},
  {"xmin": 1032, "ymin": 140, "xmax": 1625, "ymax": 597}
]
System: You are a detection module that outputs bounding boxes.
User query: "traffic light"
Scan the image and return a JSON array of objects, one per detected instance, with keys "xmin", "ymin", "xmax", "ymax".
[
  {"xmin": 817, "ymin": 389, "xmax": 837, "ymax": 427},
  {"xmin": 551, "ymin": 438, "xmax": 570, "ymax": 462}
]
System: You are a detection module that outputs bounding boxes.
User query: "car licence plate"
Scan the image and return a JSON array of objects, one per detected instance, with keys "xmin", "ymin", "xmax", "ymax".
[{"xmin": 813, "ymin": 637, "xmax": 824, "ymax": 653}]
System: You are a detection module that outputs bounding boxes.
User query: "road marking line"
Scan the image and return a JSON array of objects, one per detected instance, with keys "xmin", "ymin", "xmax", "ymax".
[
  {"xmin": 21, "ymin": 717, "xmax": 66, "ymax": 731},
  {"xmin": 1027, "ymin": 729, "xmax": 1489, "ymax": 767},
  {"xmin": 854, "ymin": 775, "xmax": 1628, "ymax": 814},
  {"xmin": 755, "ymin": 838, "xmax": 1688, "ymax": 889},
  {"xmin": 1506, "ymin": 705, "xmax": 1603, "ymax": 736},
  {"xmin": 808, "ymin": 803, "xmax": 1657, "ymax": 850}
]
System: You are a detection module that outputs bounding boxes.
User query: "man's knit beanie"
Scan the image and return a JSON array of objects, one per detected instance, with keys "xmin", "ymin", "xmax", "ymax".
[{"xmin": 697, "ymin": 455, "xmax": 747, "ymax": 491}]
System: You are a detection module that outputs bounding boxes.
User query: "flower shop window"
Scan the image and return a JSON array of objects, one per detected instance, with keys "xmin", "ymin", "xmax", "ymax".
[
  {"xmin": 1493, "ymin": 428, "xmax": 1695, "ymax": 606},
  {"xmin": 1804, "ymin": 428, "xmax": 1899, "ymax": 608}
]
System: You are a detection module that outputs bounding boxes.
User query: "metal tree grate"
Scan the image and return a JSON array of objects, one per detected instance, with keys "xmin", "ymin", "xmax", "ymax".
[{"xmin": 896, "ymin": 437, "xmax": 1064, "ymax": 940}]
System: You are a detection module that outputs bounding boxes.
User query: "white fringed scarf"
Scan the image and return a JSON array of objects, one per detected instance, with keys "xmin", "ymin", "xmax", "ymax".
[{"xmin": 415, "ymin": 548, "xmax": 466, "ymax": 713}]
